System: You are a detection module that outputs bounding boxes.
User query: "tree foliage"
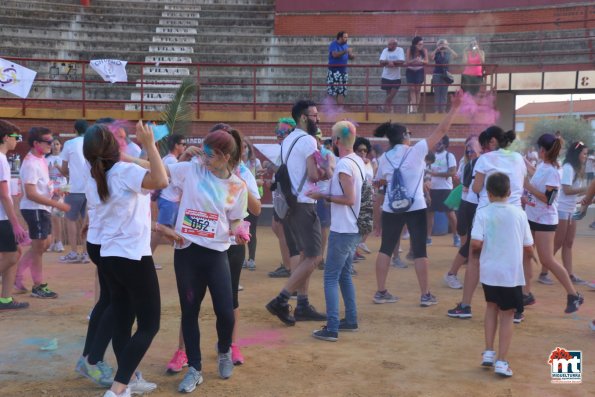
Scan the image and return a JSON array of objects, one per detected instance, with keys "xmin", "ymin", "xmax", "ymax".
[
  {"xmin": 528, "ymin": 116, "xmax": 593, "ymax": 150},
  {"xmin": 157, "ymin": 77, "xmax": 197, "ymax": 155}
]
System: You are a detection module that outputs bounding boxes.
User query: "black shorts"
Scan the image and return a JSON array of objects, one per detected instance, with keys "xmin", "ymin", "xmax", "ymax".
[
  {"xmin": 379, "ymin": 209, "xmax": 427, "ymax": 259},
  {"xmin": 456, "ymin": 200, "xmax": 478, "ymax": 237},
  {"xmin": 528, "ymin": 220, "xmax": 557, "ymax": 232},
  {"xmin": 482, "ymin": 284, "xmax": 524, "ymax": 313},
  {"xmin": 381, "ymin": 78, "xmax": 401, "ymax": 91},
  {"xmin": 282, "ymin": 203, "xmax": 322, "ymax": 258},
  {"xmin": 0, "ymin": 220, "xmax": 18, "ymax": 252},
  {"xmin": 405, "ymin": 68, "xmax": 425, "ymax": 85},
  {"xmin": 21, "ymin": 209, "xmax": 52, "ymax": 240},
  {"xmin": 461, "ymin": 74, "xmax": 483, "ymax": 95},
  {"xmin": 429, "ymin": 189, "xmax": 453, "ymax": 212}
]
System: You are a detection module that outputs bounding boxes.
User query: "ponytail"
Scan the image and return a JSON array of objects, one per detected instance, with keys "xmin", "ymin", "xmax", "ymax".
[
  {"xmin": 537, "ymin": 133, "xmax": 563, "ymax": 168},
  {"xmin": 374, "ymin": 122, "xmax": 407, "ymax": 147},
  {"xmin": 484, "ymin": 126, "xmax": 516, "ymax": 149},
  {"xmin": 83, "ymin": 124, "xmax": 120, "ymax": 202},
  {"xmin": 228, "ymin": 129, "xmax": 243, "ymax": 169},
  {"xmin": 90, "ymin": 158, "xmax": 110, "ymax": 202}
]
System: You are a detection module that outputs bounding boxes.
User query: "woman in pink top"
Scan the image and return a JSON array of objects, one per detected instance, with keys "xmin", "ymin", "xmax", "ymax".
[{"xmin": 461, "ymin": 39, "xmax": 485, "ymax": 96}]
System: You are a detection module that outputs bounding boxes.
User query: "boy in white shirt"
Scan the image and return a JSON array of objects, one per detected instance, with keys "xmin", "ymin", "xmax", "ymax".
[{"xmin": 471, "ymin": 172, "xmax": 533, "ymax": 377}]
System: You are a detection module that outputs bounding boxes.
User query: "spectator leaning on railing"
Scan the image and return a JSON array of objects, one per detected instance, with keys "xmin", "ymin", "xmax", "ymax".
[
  {"xmin": 327, "ymin": 31, "xmax": 355, "ymax": 107},
  {"xmin": 379, "ymin": 39, "xmax": 405, "ymax": 113},
  {"xmin": 431, "ymin": 39, "xmax": 458, "ymax": 113},
  {"xmin": 461, "ymin": 38, "xmax": 485, "ymax": 96}
]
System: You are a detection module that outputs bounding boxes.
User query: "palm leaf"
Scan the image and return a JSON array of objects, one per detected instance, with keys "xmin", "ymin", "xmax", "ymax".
[{"xmin": 158, "ymin": 77, "xmax": 197, "ymax": 154}]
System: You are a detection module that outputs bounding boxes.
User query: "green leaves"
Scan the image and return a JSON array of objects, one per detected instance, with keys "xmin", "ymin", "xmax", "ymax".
[{"xmin": 158, "ymin": 77, "xmax": 197, "ymax": 155}]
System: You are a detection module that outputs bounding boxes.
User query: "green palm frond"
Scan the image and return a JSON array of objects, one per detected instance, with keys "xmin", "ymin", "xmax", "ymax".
[{"xmin": 158, "ymin": 77, "xmax": 197, "ymax": 154}]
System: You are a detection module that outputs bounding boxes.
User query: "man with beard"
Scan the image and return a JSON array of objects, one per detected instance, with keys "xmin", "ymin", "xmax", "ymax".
[{"xmin": 266, "ymin": 100, "xmax": 328, "ymax": 325}]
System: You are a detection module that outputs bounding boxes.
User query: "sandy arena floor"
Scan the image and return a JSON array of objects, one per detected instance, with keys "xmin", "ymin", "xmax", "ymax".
[{"xmin": 0, "ymin": 221, "xmax": 594, "ymax": 397}]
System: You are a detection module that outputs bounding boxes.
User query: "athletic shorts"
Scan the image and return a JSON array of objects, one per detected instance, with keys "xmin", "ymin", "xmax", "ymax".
[
  {"xmin": 316, "ymin": 199, "xmax": 331, "ymax": 228},
  {"xmin": 456, "ymin": 200, "xmax": 478, "ymax": 237},
  {"xmin": 429, "ymin": 189, "xmax": 453, "ymax": 212},
  {"xmin": 157, "ymin": 197, "xmax": 180, "ymax": 227},
  {"xmin": 557, "ymin": 210, "xmax": 572, "ymax": 222},
  {"xmin": 327, "ymin": 70, "xmax": 348, "ymax": 96},
  {"xmin": 21, "ymin": 209, "xmax": 52, "ymax": 240},
  {"xmin": 0, "ymin": 220, "xmax": 18, "ymax": 252},
  {"xmin": 64, "ymin": 193, "xmax": 87, "ymax": 221},
  {"xmin": 528, "ymin": 220, "xmax": 557, "ymax": 232},
  {"xmin": 405, "ymin": 68, "xmax": 425, "ymax": 85},
  {"xmin": 379, "ymin": 209, "xmax": 427, "ymax": 259},
  {"xmin": 283, "ymin": 203, "xmax": 322, "ymax": 258},
  {"xmin": 482, "ymin": 284, "xmax": 524, "ymax": 313},
  {"xmin": 381, "ymin": 78, "xmax": 401, "ymax": 91}
]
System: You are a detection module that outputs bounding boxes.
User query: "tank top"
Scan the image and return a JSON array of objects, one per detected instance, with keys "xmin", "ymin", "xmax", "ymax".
[{"xmin": 462, "ymin": 51, "xmax": 483, "ymax": 76}]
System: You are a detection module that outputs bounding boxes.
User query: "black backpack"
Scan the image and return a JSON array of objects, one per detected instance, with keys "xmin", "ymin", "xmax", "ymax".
[{"xmin": 271, "ymin": 134, "xmax": 307, "ymax": 219}]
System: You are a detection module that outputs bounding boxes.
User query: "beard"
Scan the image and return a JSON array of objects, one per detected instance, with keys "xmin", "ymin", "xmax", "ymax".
[{"xmin": 306, "ymin": 118, "xmax": 318, "ymax": 136}]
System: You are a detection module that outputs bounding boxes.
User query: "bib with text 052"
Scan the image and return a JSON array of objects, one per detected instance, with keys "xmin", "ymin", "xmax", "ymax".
[{"xmin": 182, "ymin": 209, "xmax": 218, "ymax": 238}]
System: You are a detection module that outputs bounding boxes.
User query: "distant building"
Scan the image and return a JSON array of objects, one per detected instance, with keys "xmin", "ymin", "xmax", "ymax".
[{"xmin": 515, "ymin": 99, "xmax": 595, "ymax": 136}]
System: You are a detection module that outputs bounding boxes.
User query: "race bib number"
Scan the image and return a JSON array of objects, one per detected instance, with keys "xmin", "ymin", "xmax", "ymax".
[
  {"xmin": 182, "ymin": 209, "xmax": 218, "ymax": 238},
  {"xmin": 524, "ymin": 191, "xmax": 536, "ymax": 207}
]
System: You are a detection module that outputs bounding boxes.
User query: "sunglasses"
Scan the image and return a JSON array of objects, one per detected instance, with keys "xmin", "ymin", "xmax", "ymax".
[
  {"xmin": 36, "ymin": 139, "xmax": 53, "ymax": 145},
  {"xmin": 356, "ymin": 148, "xmax": 368, "ymax": 153},
  {"xmin": 8, "ymin": 133, "xmax": 23, "ymax": 142}
]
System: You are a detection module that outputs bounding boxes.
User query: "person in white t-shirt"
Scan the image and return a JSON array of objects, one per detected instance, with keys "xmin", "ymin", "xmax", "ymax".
[
  {"xmin": 523, "ymin": 133, "xmax": 583, "ymax": 314},
  {"xmin": 0, "ymin": 121, "xmax": 29, "ymax": 311},
  {"xmin": 307, "ymin": 121, "xmax": 364, "ymax": 342},
  {"xmin": 15, "ymin": 127, "xmax": 71, "ymax": 299},
  {"xmin": 59, "ymin": 119, "xmax": 91, "ymax": 264},
  {"xmin": 379, "ymin": 39, "xmax": 405, "ymax": 112},
  {"xmin": 471, "ymin": 172, "xmax": 534, "ymax": 377},
  {"xmin": 46, "ymin": 137, "xmax": 67, "ymax": 253},
  {"xmin": 353, "ymin": 137, "xmax": 375, "ymax": 254},
  {"xmin": 372, "ymin": 91, "xmax": 462, "ymax": 306},
  {"xmin": 84, "ymin": 122, "xmax": 168, "ymax": 397},
  {"xmin": 541, "ymin": 142, "xmax": 589, "ymax": 286}
]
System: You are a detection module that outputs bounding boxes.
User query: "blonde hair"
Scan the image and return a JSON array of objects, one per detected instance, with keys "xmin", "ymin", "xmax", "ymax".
[{"xmin": 332, "ymin": 120, "xmax": 356, "ymax": 148}]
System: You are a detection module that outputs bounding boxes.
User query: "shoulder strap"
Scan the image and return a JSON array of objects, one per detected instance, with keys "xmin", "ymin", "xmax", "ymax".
[
  {"xmin": 384, "ymin": 145, "xmax": 411, "ymax": 170},
  {"xmin": 338, "ymin": 156, "xmax": 365, "ymax": 221},
  {"xmin": 281, "ymin": 133, "xmax": 307, "ymax": 165}
]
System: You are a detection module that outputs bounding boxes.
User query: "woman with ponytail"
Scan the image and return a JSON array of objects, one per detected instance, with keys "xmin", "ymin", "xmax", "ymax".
[
  {"xmin": 84, "ymin": 121, "xmax": 168, "ymax": 397},
  {"xmin": 523, "ymin": 133, "xmax": 583, "ymax": 314},
  {"xmin": 167, "ymin": 128, "xmax": 248, "ymax": 393}
]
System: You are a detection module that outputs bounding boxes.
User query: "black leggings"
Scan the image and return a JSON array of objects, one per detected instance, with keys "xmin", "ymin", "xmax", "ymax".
[
  {"xmin": 101, "ymin": 255, "xmax": 161, "ymax": 385},
  {"xmin": 246, "ymin": 212, "xmax": 259, "ymax": 261},
  {"xmin": 82, "ymin": 243, "xmax": 114, "ymax": 365},
  {"xmin": 456, "ymin": 200, "xmax": 478, "ymax": 258},
  {"xmin": 174, "ymin": 243, "xmax": 235, "ymax": 371},
  {"xmin": 379, "ymin": 209, "xmax": 428, "ymax": 259},
  {"xmin": 228, "ymin": 244, "xmax": 245, "ymax": 309}
]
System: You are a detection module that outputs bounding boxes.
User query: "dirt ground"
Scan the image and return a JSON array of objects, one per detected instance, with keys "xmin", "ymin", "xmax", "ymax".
[{"xmin": 1, "ymin": 217, "xmax": 594, "ymax": 397}]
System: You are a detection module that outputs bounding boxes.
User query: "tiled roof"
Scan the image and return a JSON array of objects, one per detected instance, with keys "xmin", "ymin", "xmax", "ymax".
[{"xmin": 516, "ymin": 99, "xmax": 595, "ymax": 115}]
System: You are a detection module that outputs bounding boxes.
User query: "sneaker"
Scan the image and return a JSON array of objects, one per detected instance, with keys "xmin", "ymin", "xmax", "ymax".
[
  {"xmin": 570, "ymin": 275, "xmax": 587, "ymax": 285},
  {"xmin": 289, "ymin": 291, "xmax": 298, "ymax": 300},
  {"xmin": 391, "ymin": 256, "xmax": 408, "ymax": 268},
  {"xmin": 494, "ymin": 360, "xmax": 513, "ymax": 377},
  {"xmin": 353, "ymin": 252, "xmax": 365, "ymax": 261},
  {"xmin": 46, "ymin": 243, "xmax": 55, "ymax": 252},
  {"xmin": 247, "ymin": 259, "xmax": 256, "ymax": 271},
  {"xmin": 178, "ymin": 367, "xmax": 203, "ymax": 393},
  {"xmin": 588, "ymin": 281, "xmax": 595, "ymax": 290},
  {"xmin": 75, "ymin": 356, "xmax": 113, "ymax": 387},
  {"xmin": 338, "ymin": 319, "xmax": 358, "ymax": 332},
  {"xmin": 31, "ymin": 283, "xmax": 58, "ymax": 299},
  {"xmin": 481, "ymin": 350, "xmax": 496, "ymax": 367},
  {"xmin": 523, "ymin": 292, "xmax": 536, "ymax": 306},
  {"xmin": 513, "ymin": 311, "xmax": 524, "ymax": 323},
  {"xmin": 231, "ymin": 343, "xmax": 244, "ymax": 365},
  {"xmin": 96, "ymin": 361, "xmax": 113, "ymax": 380},
  {"xmin": 564, "ymin": 293, "xmax": 584, "ymax": 314},
  {"xmin": 238, "ymin": 284, "xmax": 244, "ymax": 291},
  {"xmin": 53, "ymin": 241, "xmax": 65, "ymax": 252},
  {"xmin": 420, "ymin": 292, "xmax": 438, "ymax": 307},
  {"xmin": 294, "ymin": 304, "xmax": 327, "ymax": 321},
  {"xmin": 268, "ymin": 265, "xmax": 290, "ymax": 278},
  {"xmin": 358, "ymin": 242, "xmax": 371, "ymax": 254},
  {"xmin": 447, "ymin": 303, "xmax": 472, "ymax": 318},
  {"xmin": 453, "ymin": 235, "xmax": 461, "ymax": 247},
  {"xmin": 426, "ymin": 237, "xmax": 432, "ymax": 246},
  {"xmin": 312, "ymin": 326, "xmax": 338, "ymax": 342},
  {"xmin": 79, "ymin": 253, "xmax": 90, "ymax": 264},
  {"xmin": 60, "ymin": 251, "xmax": 80, "ymax": 263},
  {"xmin": 242, "ymin": 260, "xmax": 248, "ymax": 269},
  {"xmin": 350, "ymin": 266, "xmax": 357, "ymax": 276},
  {"xmin": 0, "ymin": 298, "xmax": 29, "ymax": 311},
  {"xmin": 103, "ymin": 388, "xmax": 131, "ymax": 397},
  {"xmin": 402, "ymin": 231, "xmax": 410, "ymax": 240},
  {"xmin": 154, "ymin": 263, "xmax": 163, "ymax": 270},
  {"xmin": 537, "ymin": 273, "xmax": 554, "ymax": 285},
  {"xmin": 167, "ymin": 349, "xmax": 188, "ymax": 373},
  {"xmin": 265, "ymin": 298, "xmax": 295, "ymax": 326},
  {"xmin": 444, "ymin": 273, "xmax": 463, "ymax": 289},
  {"xmin": 373, "ymin": 290, "xmax": 399, "ymax": 304},
  {"xmin": 13, "ymin": 284, "xmax": 28, "ymax": 295},
  {"xmin": 217, "ymin": 348, "xmax": 233, "ymax": 379},
  {"xmin": 129, "ymin": 371, "xmax": 156, "ymax": 395},
  {"xmin": 590, "ymin": 221, "xmax": 595, "ymax": 229}
]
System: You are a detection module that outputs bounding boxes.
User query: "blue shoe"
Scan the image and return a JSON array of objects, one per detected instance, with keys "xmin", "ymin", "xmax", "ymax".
[{"xmin": 453, "ymin": 235, "xmax": 461, "ymax": 247}]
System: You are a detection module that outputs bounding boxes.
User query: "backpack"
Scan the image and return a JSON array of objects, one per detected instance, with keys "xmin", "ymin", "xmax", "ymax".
[
  {"xmin": 341, "ymin": 157, "xmax": 374, "ymax": 235},
  {"xmin": 271, "ymin": 134, "xmax": 308, "ymax": 220},
  {"xmin": 385, "ymin": 148, "xmax": 423, "ymax": 213}
]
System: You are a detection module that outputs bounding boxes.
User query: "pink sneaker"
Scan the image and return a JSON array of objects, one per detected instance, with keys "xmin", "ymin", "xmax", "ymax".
[
  {"xmin": 166, "ymin": 349, "xmax": 188, "ymax": 373},
  {"xmin": 231, "ymin": 343, "xmax": 244, "ymax": 365}
]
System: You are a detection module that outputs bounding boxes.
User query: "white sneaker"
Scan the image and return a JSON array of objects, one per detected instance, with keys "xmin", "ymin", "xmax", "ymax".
[
  {"xmin": 129, "ymin": 371, "xmax": 157, "ymax": 395},
  {"xmin": 494, "ymin": 360, "xmax": 513, "ymax": 377},
  {"xmin": 402, "ymin": 231, "xmax": 410, "ymax": 240},
  {"xmin": 444, "ymin": 273, "xmax": 463, "ymax": 289},
  {"xmin": 60, "ymin": 251, "xmax": 80, "ymax": 263},
  {"xmin": 103, "ymin": 388, "xmax": 131, "ymax": 397},
  {"xmin": 53, "ymin": 241, "xmax": 65, "ymax": 252},
  {"xmin": 357, "ymin": 242, "xmax": 371, "ymax": 254},
  {"xmin": 391, "ymin": 256, "xmax": 408, "ymax": 268},
  {"xmin": 46, "ymin": 243, "xmax": 55, "ymax": 252},
  {"xmin": 79, "ymin": 253, "xmax": 90, "ymax": 264},
  {"xmin": 481, "ymin": 350, "xmax": 496, "ymax": 367}
]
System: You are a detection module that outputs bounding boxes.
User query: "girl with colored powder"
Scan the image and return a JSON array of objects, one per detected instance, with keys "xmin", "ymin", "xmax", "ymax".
[{"xmin": 166, "ymin": 128, "xmax": 248, "ymax": 393}]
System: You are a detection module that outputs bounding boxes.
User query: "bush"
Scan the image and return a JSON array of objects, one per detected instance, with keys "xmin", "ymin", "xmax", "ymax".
[{"xmin": 528, "ymin": 116, "xmax": 593, "ymax": 150}]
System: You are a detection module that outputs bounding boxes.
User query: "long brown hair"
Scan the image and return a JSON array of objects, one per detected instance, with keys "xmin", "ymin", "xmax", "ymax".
[
  {"xmin": 204, "ymin": 128, "xmax": 243, "ymax": 170},
  {"xmin": 83, "ymin": 124, "xmax": 120, "ymax": 202},
  {"xmin": 537, "ymin": 133, "xmax": 562, "ymax": 168}
]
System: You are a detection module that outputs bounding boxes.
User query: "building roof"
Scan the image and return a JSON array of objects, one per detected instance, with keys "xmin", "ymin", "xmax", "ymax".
[{"xmin": 516, "ymin": 99, "xmax": 595, "ymax": 116}]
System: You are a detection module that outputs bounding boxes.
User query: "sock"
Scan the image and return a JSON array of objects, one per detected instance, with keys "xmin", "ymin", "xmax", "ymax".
[
  {"xmin": 460, "ymin": 303, "xmax": 470, "ymax": 309},
  {"xmin": 278, "ymin": 289, "xmax": 291, "ymax": 302},
  {"xmin": 297, "ymin": 295, "xmax": 309, "ymax": 308},
  {"xmin": 0, "ymin": 297, "xmax": 13, "ymax": 304}
]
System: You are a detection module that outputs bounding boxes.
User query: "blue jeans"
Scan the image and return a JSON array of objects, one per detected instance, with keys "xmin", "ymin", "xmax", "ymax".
[
  {"xmin": 432, "ymin": 74, "xmax": 449, "ymax": 113},
  {"xmin": 323, "ymin": 231, "xmax": 360, "ymax": 332}
]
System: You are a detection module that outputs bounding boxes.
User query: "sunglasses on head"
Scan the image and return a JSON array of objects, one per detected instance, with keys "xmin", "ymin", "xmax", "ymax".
[
  {"xmin": 574, "ymin": 141, "xmax": 585, "ymax": 150},
  {"xmin": 8, "ymin": 133, "xmax": 23, "ymax": 142}
]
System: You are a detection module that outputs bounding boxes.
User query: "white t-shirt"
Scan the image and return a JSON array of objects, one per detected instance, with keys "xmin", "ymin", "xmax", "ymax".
[
  {"xmin": 330, "ymin": 153, "xmax": 365, "ymax": 234},
  {"xmin": 19, "ymin": 153, "xmax": 52, "ymax": 212},
  {"xmin": 97, "ymin": 162, "xmax": 151, "ymax": 260},
  {"xmin": 525, "ymin": 163, "xmax": 560, "ymax": 225},
  {"xmin": 169, "ymin": 161, "xmax": 248, "ymax": 252},
  {"xmin": 237, "ymin": 162, "xmax": 261, "ymax": 200},
  {"xmin": 363, "ymin": 160, "xmax": 374, "ymax": 181},
  {"xmin": 126, "ymin": 141, "xmax": 142, "ymax": 158},
  {"xmin": 84, "ymin": 172, "xmax": 102, "ymax": 245},
  {"xmin": 280, "ymin": 129, "xmax": 317, "ymax": 204},
  {"xmin": 377, "ymin": 140, "xmax": 428, "ymax": 213},
  {"xmin": 379, "ymin": 47, "xmax": 405, "ymax": 80},
  {"xmin": 473, "ymin": 149, "xmax": 526, "ymax": 208},
  {"xmin": 159, "ymin": 153, "xmax": 182, "ymax": 203},
  {"xmin": 60, "ymin": 136, "xmax": 87, "ymax": 193},
  {"xmin": 471, "ymin": 202, "xmax": 533, "ymax": 287},
  {"xmin": 46, "ymin": 154, "xmax": 67, "ymax": 187},
  {"xmin": 0, "ymin": 152, "xmax": 13, "ymax": 221},
  {"xmin": 430, "ymin": 150, "xmax": 456, "ymax": 190},
  {"xmin": 557, "ymin": 163, "xmax": 585, "ymax": 213}
]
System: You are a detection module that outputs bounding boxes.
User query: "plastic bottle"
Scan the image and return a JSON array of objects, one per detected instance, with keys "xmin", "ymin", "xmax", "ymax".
[{"xmin": 13, "ymin": 155, "xmax": 20, "ymax": 172}]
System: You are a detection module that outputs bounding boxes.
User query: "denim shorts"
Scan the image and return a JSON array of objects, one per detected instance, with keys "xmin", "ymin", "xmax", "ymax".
[
  {"xmin": 157, "ymin": 197, "xmax": 180, "ymax": 227},
  {"xmin": 558, "ymin": 210, "xmax": 572, "ymax": 221},
  {"xmin": 64, "ymin": 193, "xmax": 87, "ymax": 221},
  {"xmin": 316, "ymin": 199, "xmax": 331, "ymax": 228}
]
